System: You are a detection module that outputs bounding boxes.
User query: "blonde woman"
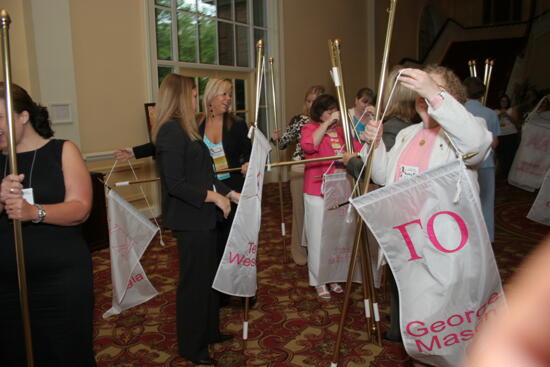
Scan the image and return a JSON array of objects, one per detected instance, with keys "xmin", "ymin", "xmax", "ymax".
[
  {"xmin": 154, "ymin": 74, "xmax": 238, "ymax": 366},
  {"xmin": 271, "ymin": 85, "xmax": 325, "ymax": 265}
]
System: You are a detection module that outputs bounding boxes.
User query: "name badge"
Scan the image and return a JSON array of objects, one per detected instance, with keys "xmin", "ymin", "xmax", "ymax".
[
  {"xmin": 400, "ymin": 165, "xmax": 419, "ymax": 180},
  {"xmin": 22, "ymin": 188, "xmax": 35, "ymax": 205}
]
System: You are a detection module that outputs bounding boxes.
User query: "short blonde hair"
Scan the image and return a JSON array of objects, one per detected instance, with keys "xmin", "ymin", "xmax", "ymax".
[
  {"xmin": 382, "ymin": 65, "xmax": 417, "ymax": 122},
  {"xmin": 152, "ymin": 74, "xmax": 198, "ymax": 141}
]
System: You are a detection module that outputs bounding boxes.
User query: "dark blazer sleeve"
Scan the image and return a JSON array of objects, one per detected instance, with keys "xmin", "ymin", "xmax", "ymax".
[
  {"xmin": 234, "ymin": 118, "xmax": 252, "ymax": 164},
  {"xmin": 213, "ymin": 179, "xmax": 231, "ymax": 196},
  {"xmin": 132, "ymin": 142, "xmax": 156, "ymax": 159},
  {"xmin": 346, "ymin": 156, "xmax": 364, "ymax": 180},
  {"xmin": 156, "ymin": 122, "xmax": 207, "ymax": 209}
]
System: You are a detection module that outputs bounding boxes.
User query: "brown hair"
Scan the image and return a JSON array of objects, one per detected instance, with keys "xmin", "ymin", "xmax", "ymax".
[
  {"xmin": 152, "ymin": 74, "xmax": 199, "ymax": 142},
  {"xmin": 0, "ymin": 83, "xmax": 53, "ymax": 138},
  {"xmin": 302, "ymin": 85, "xmax": 325, "ymax": 116},
  {"xmin": 463, "ymin": 77, "xmax": 485, "ymax": 100},
  {"xmin": 424, "ymin": 64, "xmax": 467, "ymax": 104},
  {"xmin": 382, "ymin": 65, "xmax": 417, "ymax": 122},
  {"xmin": 355, "ymin": 87, "xmax": 375, "ymax": 104}
]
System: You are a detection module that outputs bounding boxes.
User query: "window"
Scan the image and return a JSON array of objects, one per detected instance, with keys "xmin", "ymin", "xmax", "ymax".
[{"xmin": 149, "ymin": 0, "xmax": 274, "ymax": 134}]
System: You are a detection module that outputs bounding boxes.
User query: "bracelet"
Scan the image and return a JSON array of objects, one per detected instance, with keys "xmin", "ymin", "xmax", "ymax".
[
  {"xmin": 32, "ymin": 204, "xmax": 46, "ymax": 224},
  {"xmin": 427, "ymin": 90, "xmax": 446, "ymax": 107}
]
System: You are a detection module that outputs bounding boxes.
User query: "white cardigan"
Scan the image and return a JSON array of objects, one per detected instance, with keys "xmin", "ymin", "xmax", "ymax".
[{"xmin": 363, "ymin": 93, "xmax": 492, "ymax": 188}]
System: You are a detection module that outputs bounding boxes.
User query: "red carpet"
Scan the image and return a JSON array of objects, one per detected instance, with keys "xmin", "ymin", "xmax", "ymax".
[{"xmin": 91, "ymin": 178, "xmax": 548, "ymax": 366}]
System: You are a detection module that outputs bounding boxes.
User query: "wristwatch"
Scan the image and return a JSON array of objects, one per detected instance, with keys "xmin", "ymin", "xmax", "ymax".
[{"xmin": 32, "ymin": 204, "xmax": 46, "ymax": 224}]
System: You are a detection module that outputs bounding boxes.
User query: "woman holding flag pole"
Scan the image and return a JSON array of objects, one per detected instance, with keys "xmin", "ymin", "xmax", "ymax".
[
  {"xmin": 301, "ymin": 94, "xmax": 363, "ymax": 299},
  {"xmin": 153, "ymin": 74, "xmax": 240, "ymax": 366},
  {"xmin": 0, "ymin": 83, "xmax": 96, "ymax": 366},
  {"xmin": 344, "ymin": 65, "xmax": 492, "ymax": 357}
]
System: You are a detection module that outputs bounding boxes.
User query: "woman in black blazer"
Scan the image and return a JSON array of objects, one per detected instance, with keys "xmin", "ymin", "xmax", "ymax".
[{"xmin": 153, "ymin": 74, "xmax": 239, "ymax": 366}]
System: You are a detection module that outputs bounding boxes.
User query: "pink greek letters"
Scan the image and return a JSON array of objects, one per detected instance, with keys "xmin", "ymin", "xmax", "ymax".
[{"xmin": 394, "ymin": 211, "xmax": 469, "ymax": 261}]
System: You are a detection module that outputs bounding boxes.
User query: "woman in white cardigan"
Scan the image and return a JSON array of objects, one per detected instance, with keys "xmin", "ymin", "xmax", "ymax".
[
  {"xmin": 343, "ymin": 65, "xmax": 492, "ymax": 348},
  {"xmin": 346, "ymin": 65, "xmax": 491, "ymax": 186}
]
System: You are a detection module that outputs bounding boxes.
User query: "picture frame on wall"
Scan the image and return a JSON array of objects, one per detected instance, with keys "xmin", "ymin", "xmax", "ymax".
[{"xmin": 144, "ymin": 103, "xmax": 156, "ymax": 142}]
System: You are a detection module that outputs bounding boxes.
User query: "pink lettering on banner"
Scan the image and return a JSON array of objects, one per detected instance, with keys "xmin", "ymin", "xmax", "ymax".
[
  {"xmin": 394, "ymin": 211, "xmax": 469, "ymax": 261},
  {"xmin": 109, "ymin": 224, "xmax": 137, "ymax": 260},
  {"xmin": 426, "ymin": 211, "xmax": 469, "ymax": 254},
  {"xmin": 228, "ymin": 242, "xmax": 257, "ymax": 268},
  {"xmin": 405, "ymin": 292, "xmax": 502, "ymax": 352},
  {"xmin": 525, "ymin": 134, "xmax": 550, "ymax": 151},
  {"xmin": 127, "ymin": 273, "xmax": 144, "ymax": 289},
  {"xmin": 393, "ymin": 219, "xmax": 423, "ymax": 261}
]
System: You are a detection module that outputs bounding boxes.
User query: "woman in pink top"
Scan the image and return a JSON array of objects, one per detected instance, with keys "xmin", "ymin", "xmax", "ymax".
[{"xmin": 300, "ymin": 94, "xmax": 362, "ymax": 299}]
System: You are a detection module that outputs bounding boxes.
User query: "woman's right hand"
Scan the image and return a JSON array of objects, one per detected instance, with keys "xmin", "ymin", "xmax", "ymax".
[
  {"xmin": 113, "ymin": 147, "xmax": 134, "ymax": 161},
  {"xmin": 271, "ymin": 129, "xmax": 281, "ymax": 141},
  {"xmin": 215, "ymin": 194, "xmax": 231, "ymax": 218},
  {"xmin": 364, "ymin": 120, "xmax": 383, "ymax": 146},
  {"xmin": 0, "ymin": 173, "xmax": 24, "ymax": 204}
]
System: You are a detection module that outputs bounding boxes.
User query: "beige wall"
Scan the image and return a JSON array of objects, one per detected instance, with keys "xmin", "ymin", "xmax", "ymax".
[
  {"xmin": 0, "ymin": 0, "xmax": 39, "ymax": 95},
  {"xmin": 281, "ymin": 0, "xmax": 367, "ymax": 124},
  {"xmin": 69, "ymin": 0, "xmax": 149, "ymax": 155}
]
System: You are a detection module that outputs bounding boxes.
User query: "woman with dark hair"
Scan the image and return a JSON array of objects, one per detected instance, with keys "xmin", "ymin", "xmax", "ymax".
[
  {"xmin": 271, "ymin": 84, "xmax": 325, "ymax": 265},
  {"xmin": 0, "ymin": 84, "xmax": 96, "ymax": 366},
  {"xmin": 494, "ymin": 94, "xmax": 519, "ymax": 177},
  {"xmin": 153, "ymin": 74, "xmax": 239, "ymax": 366},
  {"xmin": 300, "ymin": 94, "xmax": 363, "ymax": 299}
]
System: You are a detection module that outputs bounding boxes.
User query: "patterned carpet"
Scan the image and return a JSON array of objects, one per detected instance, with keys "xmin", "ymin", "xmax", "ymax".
[{"xmin": 91, "ymin": 178, "xmax": 548, "ymax": 366}]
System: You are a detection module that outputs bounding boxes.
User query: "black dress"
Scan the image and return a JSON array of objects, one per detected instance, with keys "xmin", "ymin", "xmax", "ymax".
[{"xmin": 0, "ymin": 139, "xmax": 96, "ymax": 367}]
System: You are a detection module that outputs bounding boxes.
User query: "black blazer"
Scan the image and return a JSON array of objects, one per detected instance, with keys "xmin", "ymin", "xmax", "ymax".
[
  {"xmin": 156, "ymin": 120, "xmax": 230, "ymax": 231},
  {"xmin": 133, "ymin": 114, "xmax": 251, "ymax": 192},
  {"xmin": 198, "ymin": 114, "xmax": 251, "ymax": 191}
]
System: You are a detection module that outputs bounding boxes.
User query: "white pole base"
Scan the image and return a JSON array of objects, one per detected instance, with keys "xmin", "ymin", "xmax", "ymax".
[{"xmin": 242, "ymin": 321, "xmax": 249, "ymax": 340}]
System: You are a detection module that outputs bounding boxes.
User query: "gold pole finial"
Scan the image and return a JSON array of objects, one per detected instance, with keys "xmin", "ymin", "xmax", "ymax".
[
  {"xmin": 256, "ymin": 39, "xmax": 263, "ymax": 49},
  {"xmin": 0, "ymin": 9, "xmax": 11, "ymax": 26}
]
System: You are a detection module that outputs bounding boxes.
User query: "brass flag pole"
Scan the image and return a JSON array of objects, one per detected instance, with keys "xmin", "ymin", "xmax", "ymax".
[
  {"xmin": 114, "ymin": 155, "xmax": 344, "ymax": 187},
  {"xmin": 243, "ymin": 38, "xmax": 265, "ymax": 342},
  {"xmin": 268, "ymin": 56, "xmax": 288, "ymax": 263},
  {"xmin": 328, "ymin": 38, "xmax": 375, "ymax": 340},
  {"xmin": 482, "ymin": 58, "xmax": 495, "ymax": 106},
  {"xmin": 331, "ymin": 3, "xmax": 398, "ymax": 365},
  {"xmin": 252, "ymin": 39, "xmax": 265, "ymax": 130},
  {"xmin": 1, "ymin": 9, "xmax": 35, "ymax": 367}
]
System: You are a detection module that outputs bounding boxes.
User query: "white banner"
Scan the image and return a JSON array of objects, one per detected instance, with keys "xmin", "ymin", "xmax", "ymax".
[
  {"xmin": 317, "ymin": 172, "xmax": 361, "ymax": 284},
  {"xmin": 212, "ymin": 127, "xmax": 272, "ymax": 297},
  {"xmin": 527, "ymin": 168, "xmax": 550, "ymax": 226},
  {"xmin": 351, "ymin": 160, "xmax": 503, "ymax": 367},
  {"xmin": 508, "ymin": 115, "xmax": 550, "ymax": 191},
  {"xmin": 103, "ymin": 189, "xmax": 159, "ymax": 319}
]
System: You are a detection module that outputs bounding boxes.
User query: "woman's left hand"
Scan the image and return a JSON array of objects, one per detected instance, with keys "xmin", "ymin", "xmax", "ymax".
[
  {"xmin": 4, "ymin": 196, "xmax": 37, "ymax": 221},
  {"xmin": 342, "ymin": 152, "xmax": 358, "ymax": 166},
  {"xmin": 241, "ymin": 162, "xmax": 250, "ymax": 175},
  {"xmin": 398, "ymin": 68, "xmax": 441, "ymax": 101}
]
